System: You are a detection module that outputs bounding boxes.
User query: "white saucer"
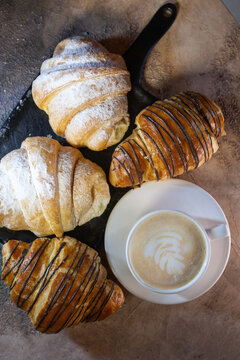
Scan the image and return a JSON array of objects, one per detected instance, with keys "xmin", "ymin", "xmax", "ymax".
[{"xmin": 104, "ymin": 179, "xmax": 231, "ymax": 304}]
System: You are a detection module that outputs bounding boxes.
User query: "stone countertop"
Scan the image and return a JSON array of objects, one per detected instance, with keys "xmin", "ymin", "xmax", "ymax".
[{"xmin": 0, "ymin": 0, "xmax": 240, "ymax": 359}]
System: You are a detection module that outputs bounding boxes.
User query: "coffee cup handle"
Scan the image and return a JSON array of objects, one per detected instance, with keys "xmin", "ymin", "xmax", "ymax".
[{"xmin": 205, "ymin": 224, "xmax": 229, "ymax": 240}]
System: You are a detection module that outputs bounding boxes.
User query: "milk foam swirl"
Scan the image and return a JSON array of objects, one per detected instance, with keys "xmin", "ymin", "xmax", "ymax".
[{"xmin": 144, "ymin": 232, "xmax": 185, "ymax": 275}]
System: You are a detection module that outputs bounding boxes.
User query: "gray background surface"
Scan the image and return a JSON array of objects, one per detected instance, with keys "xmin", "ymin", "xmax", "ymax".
[
  {"xmin": 1, "ymin": 1, "xmax": 240, "ymax": 359},
  {"xmin": 222, "ymin": 0, "xmax": 240, "ymax": 24}
]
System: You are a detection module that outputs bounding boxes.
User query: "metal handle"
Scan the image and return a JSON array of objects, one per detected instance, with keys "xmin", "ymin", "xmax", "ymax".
[
  {"xmin": 123, "ymin": 2, "xmax": 178, "ymax": 121},
  {"xmin": 124, "ymin": 3, "xmax": 177, "ymax": 89}
]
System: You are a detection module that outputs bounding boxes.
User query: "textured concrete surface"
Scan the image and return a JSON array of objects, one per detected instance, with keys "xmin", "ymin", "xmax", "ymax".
[
  {"xmin": 0, "ymin": 0, "xmax": 160, "ymax": 126},
  {"xmin": 0, "ymin": 0, "xmax": 240, "ymax": 359}
]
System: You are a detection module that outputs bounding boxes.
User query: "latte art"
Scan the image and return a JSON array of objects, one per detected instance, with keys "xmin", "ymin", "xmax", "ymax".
[
  {"xmin": 144, "ymin": 232, "xmax": 185, "ymax": 275},
  {"xmin": 128, "ymin": 212, "xmax": 207, "ymax": 291}
]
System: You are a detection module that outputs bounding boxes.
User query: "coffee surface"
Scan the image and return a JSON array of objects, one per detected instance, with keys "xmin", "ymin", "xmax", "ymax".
[{"xmin": 128, "ymin": 212, "xmax": 207, "ymax": 290}]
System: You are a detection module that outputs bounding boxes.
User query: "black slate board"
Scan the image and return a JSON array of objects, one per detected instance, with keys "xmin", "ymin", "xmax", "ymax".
[{"xmin": 0, "ymin": 3, "xmax": 177, "ymax": 249}]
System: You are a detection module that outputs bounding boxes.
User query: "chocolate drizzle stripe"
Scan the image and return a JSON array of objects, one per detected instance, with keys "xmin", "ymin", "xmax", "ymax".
[
  {"xmin": 138, "ymin": 127, "xmax": 172, "ymax": 177},
  {"xmin": 149, "ymin": 107, "xmax": 188, "ymax": 172},
  {"xmin": 131, "ymin": 138, "xmax": 147, "ymax": 158},
  {"xmin": 154, "ymin": 103, "xmax": 199, "ymax": 169},
  {"xmin": 10, "ymin": 262, "xmax": 25, "ymax": 290},
  {"xmin": 82, "ymin": 283, "xmax": 106, "ymax": 322},
  {"xmin": 113, "ymin": 155, "xmax": 135, "ymax": 187},
  {"xmin": 65, "ymin": 259, "xmax": 101, "ymax": 327},
  {"xmin": 50, "ymin": 255, "xmax": 98, "ymax": 333},
  {"xmin": 10, "ymin": 246, "xmax": 32, "ymax": 290},
  {"xmin": 126, "ymin": 140, "xmax": 142, "ymax": 173},
  {"xmin": 176, "ymin": 94, "xmax": 214, "ymax": 154},
  {"xmin": 130, "ymin": 138, "xmax": 149, "ymax": 178},
  {"xmin": 136, "ymin": 133, "xmax": 160, "ymax": 181},
  {"xmin": 17, "ymin": 239, "xmax": 50, "ymax": 307},
  {"xmin": 38, "ymin": 249, "xmax": 85, "ymax": 332},
  {"xmin": 68, "ymin": 264, "xmax": 101, "ymax": 325},
  {"xmin": 142, "ymin": 114, "xmax": 175, "ymax": 176},
  {"xmin": 23, "ymin": 242, "xmax": 66, "ymax": 310},
  {"xmin": 171, "ymin": 96, "xmax": 210, "ymax": 160},
  {"xmin": 84, "ymin": 282, "xmax": 109, "ymax": 322},
  {"xmin": 118, "ymin": 145, "xmax": 142, "ymax": 184},
  {"xmin": 194, "ymin": 92, "xmax": 222, "ymax": 136},
  {"xmin": 94, "ymin": 282, "xmax": 115, "ymax": 321},
  {"xmin": 187, "ymin": 93, "xmax": 217, "ymax": 134},
  {"xmin": 166, "ymin": 100, "xmax": 207, "ymax": 162},
  {"xmin": 2, "ymin": 242, "xmax": 19, "ymax": 274},
  {"xmin": 192, "ymin": 92, "xmax": 221, "ymax": 135},
  {"xmin": 146, "ymin": 110, "xmax": 186, "ymax": 172},
  {"xmin": 79, "ymin": 266, "xmax": 104, "ymax": 321},
  {"xmin": 27, "ymin": 255, "xmax": 69, "ymax": 314},
  {"xmin": 184, "ymin": 92, "xmax": 219, "ymax": 136},
  {"xmin": 181, "ymin": 92, "xmax": 216, "ymax": 137},
  {"xmin": 50, "ymin": 256, "xmax": 97, "ymax": 332},
  {"xmin": 35, "ymin": 243, "xmax": 84, "ymax": 330},
  {"xmin": 22, "ymin": 239, "xmax": 49, "ymax": 273},
  {"xmin": 136, "ymin": 132, "xmax": 155, "ymax": 166},
  {"xmin": 2, "ymin": 255, "xmax": 24, "ymax": 281},
  {"xmin": 118, "ymin": 145, "xmax": 140, "ymax": 184}
]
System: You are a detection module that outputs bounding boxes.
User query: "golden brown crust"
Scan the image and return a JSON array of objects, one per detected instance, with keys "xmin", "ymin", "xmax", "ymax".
[
  {"xmin": 0, "ymin": 136, "xmax": 110, "ymax": 236},
  {"xmin": 1, "ymin": 240, "xmax": 29, "ymax": 288},
  {"xmin": 109, "ymin": 91, "xmax": 225, "ymax": 188},
  {"xmin": 1, "ymin": 236, "xmax": 125, "ymax": 334}
]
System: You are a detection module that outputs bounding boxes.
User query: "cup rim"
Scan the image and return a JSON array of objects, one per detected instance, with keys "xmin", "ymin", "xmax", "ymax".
[{"xmin": 126, "ymin": 209, "xmax": 211, "ymax": 294}]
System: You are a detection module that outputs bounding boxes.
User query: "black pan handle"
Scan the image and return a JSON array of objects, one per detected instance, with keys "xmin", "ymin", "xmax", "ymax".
[{"xmin": 123, "ymin": 2, "xmax": 178, "ymax": 118}]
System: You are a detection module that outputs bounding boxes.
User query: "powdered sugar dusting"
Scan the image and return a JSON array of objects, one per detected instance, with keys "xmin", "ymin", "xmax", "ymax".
[
  {"xmin": 72, "ymin": 159, "xmax": 99, "ymax": 223},
  {"xmin": 0, "ymin": 149, "xmax": 51, "ymax": 233},
  {"xmin": 32, "ymin": 36, "xmax": 131, "ymax": 150},
  {"xmin": 0, "ymin": 164, "xmax": 28, "ymax": 230},
  {"xmin": 0, "ymin": 166, "xmax": 19, "ymax": 217},
  {"xmin": 65, "ymin": 95, "xmax": 128, "ymax": 147},
  {"xmin": 53, "ymin": 36, "xmax": 108, "ymax": 57},
  {"xmin": 0, "ymin": 137, "xmax": 110, "ymax": 235},
  {"xmin": 47, "ymin": 73, "xmax": 130, "ymax": 137},
  {"xmin": 57, "ymin": 148, "xmax": 76, "ymax": 230},
  {"xmin": 27, "ymin": 151, "xmax": 55, "ymax": 200},
  {"xmin": 1, "ymin": 149, "xmax": 34, "ymax": 202}
]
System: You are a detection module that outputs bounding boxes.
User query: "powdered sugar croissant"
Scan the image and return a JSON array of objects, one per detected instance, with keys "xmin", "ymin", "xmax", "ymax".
[
  {"xmin": 0, "ymin": 137, "xmax": 110, "ymax": 236},
  {"xmin": 1, "ymin": 236, "xmax": 124, "ymax": 333},
  {"xmin": 32, "ymin": 36, "xmax": 131, "ymax": 151}
]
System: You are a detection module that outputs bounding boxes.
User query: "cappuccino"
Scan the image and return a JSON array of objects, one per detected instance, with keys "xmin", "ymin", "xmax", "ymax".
[{"xmin": 128, "ymin": 211, "xmax": 207, "ymax": 291}]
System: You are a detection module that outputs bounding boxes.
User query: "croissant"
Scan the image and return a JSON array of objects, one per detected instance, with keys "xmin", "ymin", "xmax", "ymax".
[
  {"xmin": 0, "ymin": 137, "xmax": 110, "ymax": 236},
  {"xmin": 1, "ymin": 236, "xmax": 124, "ymax": 333},
  {"xmin": 32, "ymin": 36, "xmax": 131, "ymax": 151},
  {"xmin": 109, "ymin": 91, "xmax": 225, "ymax": 187}
]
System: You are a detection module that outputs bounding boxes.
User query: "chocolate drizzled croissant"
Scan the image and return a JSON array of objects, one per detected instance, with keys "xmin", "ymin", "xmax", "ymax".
[
  {"xmin": 109, "ymin": 91, "xmax": 225, "ymax": 187},
  {"xmin": 1, "ymin": 236, "xmax": 124, "ymax": 334}
]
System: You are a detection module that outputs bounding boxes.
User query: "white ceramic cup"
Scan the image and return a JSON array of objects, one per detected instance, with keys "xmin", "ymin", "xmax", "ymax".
[{"xmin": 126, "ymin": 210, "xmax": 227, "ymax": 294}]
